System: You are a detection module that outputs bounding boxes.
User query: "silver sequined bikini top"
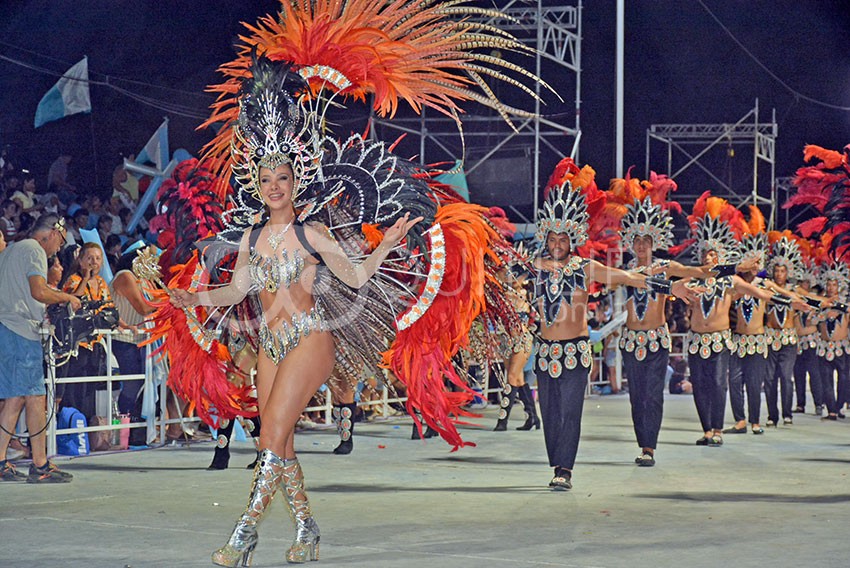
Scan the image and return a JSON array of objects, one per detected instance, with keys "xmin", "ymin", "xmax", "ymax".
[{"xmin": 249, "ymin": 248, "xmax": 306, "ymax": 293}]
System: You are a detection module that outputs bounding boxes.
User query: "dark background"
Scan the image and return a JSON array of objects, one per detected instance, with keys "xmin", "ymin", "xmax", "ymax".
[{"xmin": 1, "ymin": 0, "xmax": 848, "ymax": 223}]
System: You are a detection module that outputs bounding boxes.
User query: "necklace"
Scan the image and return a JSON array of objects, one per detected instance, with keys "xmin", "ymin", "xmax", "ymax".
[{"xmin": 267, "ymin": 221, "xmax": 293, "ymax": 252}]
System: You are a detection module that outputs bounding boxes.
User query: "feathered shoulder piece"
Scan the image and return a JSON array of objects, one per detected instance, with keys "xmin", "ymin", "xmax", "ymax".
[
  {"xmin": 541, "ymin": 157, "xmax": 619, "ymax": 260},
  {"xmin": 201, "ymin": 0, "xmax": 553, "ymax": 194},
  {"xmin": 687, "ymin": 191, "xmax": 745, "ymax": 264},
  {"xmin": 607, "ymin": 168, "xmax": 680, "ymax": 252}
]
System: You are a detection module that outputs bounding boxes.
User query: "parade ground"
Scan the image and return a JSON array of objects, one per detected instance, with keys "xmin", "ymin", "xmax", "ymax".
[{"xmin": 3, "ymin": 392, "xmax": 849, "ymax": 568}]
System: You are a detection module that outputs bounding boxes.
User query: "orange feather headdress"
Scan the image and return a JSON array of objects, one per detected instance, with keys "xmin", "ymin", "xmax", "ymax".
[{"xmin": 606, "ymin": 167, "xmax": 680, "ymax": 252}]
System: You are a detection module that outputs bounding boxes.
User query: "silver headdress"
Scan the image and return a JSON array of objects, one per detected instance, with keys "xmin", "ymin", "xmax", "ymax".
[
  {"xmin": 766, "ymin": 236, "xmax": 803, "ymax": 281},
  {"xmin": 691, "ymin": 215, "xmax": 741, "ymax": 265},
  {"xmin": 818, "ymin": 260, "xmax": 850, "ymax": 296},
  {"xmin": 536, "ymin": 181, "xmax": 588, "ymax": 248},
  {"xmin": 739, "ymin": 232, "xmax": 768, "ymax": 270},
  {"xmin": 230, "ymin": 56, "xmax": 321, "ymax": 203},
  {"xmin": 621, "ymin": 197, "xmax": 675, "ymax": 252}
]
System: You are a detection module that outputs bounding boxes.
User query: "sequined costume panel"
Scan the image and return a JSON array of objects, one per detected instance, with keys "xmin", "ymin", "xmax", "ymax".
[
  {"xmin": 686, "ymin": 329, "xmax": 735, "ymax": 359},
  {"xmin": 618, "ymin": 325, "xmax": 671, "ymax": 361},
  {"xmin": 249, "ymin": 249, "xmax": 305, "ymax": 293},
  {"xmin": 766, "ymin": 327, "xmax": 798, "ymax": 350},
  {"xmin": 797, "ymin": 332, "xmax": 818, "ymax": 354},
  {"xmin": 536, "ymin": 336, "xmax": 593, "ymax": 376},
  {"xmin": 257, "ymin": 304, "xmax": 327, "ymax": 365},
  {"xmin": 533, "ymin": 256, "xmax": 590, "ymax": 327},
  {"xmin": 817, "ymin": 338, "xmax": 850, "ymax": 361},
  {"xmin": 695, "ymin": 276, "xmax": 734, "ymax": 319},
  {"xmin": 732, "ymin": 333, "xmax": 769, "ymax": 358}
]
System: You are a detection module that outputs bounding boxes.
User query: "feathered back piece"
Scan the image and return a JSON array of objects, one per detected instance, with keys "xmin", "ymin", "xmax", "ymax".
[
  {"xmin": 737, "ymin": 205, "xmax": 768, "ymax": 270},
  {"xmin": 607, "ymin": 168, "xmax": 680, "ymax": 252},
  {"xmin": 201, "ymin": 0, "xmax": 553, "ymax": 195},
  {"xmin": 542, "ymin": 157, "xmax": 619, "ymax": 260},
  {"xmin": 766, "ymin": 230, "xmax": 804, "ymax": 281},
  {"xmin": 687, "ymin": 191, "xmax": 745, "ymax": 264},
  {"xmin": 786, "ymin": 144, "xmax": 850, "ymax": 261}
]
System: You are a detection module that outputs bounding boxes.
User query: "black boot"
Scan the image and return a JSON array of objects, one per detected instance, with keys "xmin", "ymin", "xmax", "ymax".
[
  {"xmin": 208, "ymin": 419, "xmax": 234, "ymax": 470},
  {"xmin": 244, "ymin": 417, "xmax": 261, "ymax": 469},
  {"xmin": 494, "ymin": 384, "xmax": 517, "ymax": 431},
  {"xmin": 411, "ymin": 414, "xmax": 439, "ymax": 439},
  {"xmin": 515, "ymin": 384, "xmax": 541, "ymax": 431},
  {"xmin": 332, "ymin": 403, "xmax": 356, "ymax": 455}
]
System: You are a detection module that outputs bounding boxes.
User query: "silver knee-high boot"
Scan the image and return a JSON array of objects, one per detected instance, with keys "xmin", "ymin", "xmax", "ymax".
[
  {"xmin": 211, "ymin": 449, "xmax": 285, "ymax": 567},
  {"xmin": 281, "ymin": 457, "xmax": 320, "ymax": 563}
]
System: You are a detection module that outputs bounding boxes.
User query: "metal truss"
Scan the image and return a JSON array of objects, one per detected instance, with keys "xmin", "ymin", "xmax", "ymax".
[
  {"xmin": 370, "ymin": 0, "xmax": 583, "ymax": 223},
  {"xmin": 645, "ymin": 100, "xmax": 778, "ymax": 229}
]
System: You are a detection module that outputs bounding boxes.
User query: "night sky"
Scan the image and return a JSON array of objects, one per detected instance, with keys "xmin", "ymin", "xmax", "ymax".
[{"xmin": 1, "ymin": 0, "xmax": 849, "ymax": 225}]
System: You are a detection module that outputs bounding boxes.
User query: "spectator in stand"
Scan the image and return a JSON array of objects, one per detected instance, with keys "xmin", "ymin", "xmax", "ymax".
[
  {"xmin": 84, "ymin": 195, "xmax": 104, "ymax": 229},
  {"xmin": 110, "ymin": 251, "xmax": 155, "ymax": 415},
  {"xmin": 105, "ymin": 196, "xmax": 124, "ymax": 235},
  {"xmin": 111, "ymin": 164, "xmax": 137, "ymax": 209},
  {"xmin": 3, "ymin": 172, "xmax": 20, "ymax": 202},
  {"xmin": 40, "ymin": 193, "xmax": 61, "ymax": 216},
  {"xmin": 0, "ymin": 214, "xmax": 79, "ymax": 483},
  {"xmin": 47, "ymin": 254, "xmax": 63, "ymax": 289},
  {"xmin": 1, "ymin": 199, "xmax": 19, "ymax": 240},
  {"xmin": 47, "ymin": 153, "xmax": 76, "ymax": 202},
  {"xmin": 669, "ymin": 358, "xmax": 693, "ymax": 394},
  {"xmin": 104, "ymin": 234, "xmax": 122, "ymax": 273},
  {"xmin": 59, "ymin": 242, "xmax": 112, "ymax": 420},
  {"xmin": 11, "ymin": 175, "xmax": 43, "ymax": 220},
  {"xmin": 97, "ymin": 215, "xmax": 113, "ymax": 244},
  {"xmin": 65, "ymin": 208, "xmax": 89, "ymax": 246}
]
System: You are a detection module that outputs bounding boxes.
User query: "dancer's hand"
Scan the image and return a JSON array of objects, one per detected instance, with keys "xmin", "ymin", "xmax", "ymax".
[
  {"xmin": 383, "ymin": 213, "xmax": 424, "ymax": 247},
  {"xmin": 170, "ymin": 288, "xmax": 198, "ymax": 309}
]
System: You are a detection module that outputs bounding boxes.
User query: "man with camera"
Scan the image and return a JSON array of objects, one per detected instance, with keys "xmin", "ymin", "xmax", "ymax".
[{"xmin": 0, "ymin": 214, "xmax": 81, "ymax": 483}]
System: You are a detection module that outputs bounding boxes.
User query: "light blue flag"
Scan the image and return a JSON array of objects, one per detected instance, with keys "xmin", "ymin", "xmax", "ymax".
[
  {"xmin": 34, "ymin": 57, "xmax": 92, "ymax": 128},
  {"xmin": 135, "ymin": 118, "xmax": 170, "ymax": 172},
  {"xmin": 79, "ymin": 228, "xmax": 115, "ymax": 284}
]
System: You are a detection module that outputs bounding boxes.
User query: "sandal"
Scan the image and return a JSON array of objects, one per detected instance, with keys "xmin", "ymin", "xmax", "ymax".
[
  {"xmin": 636, "ymin": 453, "xmax": 655, "ymax": 467},
  {"xmin": 548, "ymin": 468, "xmax": 572, "ymax": 491},
  {"xmin": 751, "ymin": 426, "xmax": 764, "ymax": 435},
  {"xmin": 708, "ymin": 436, "xmax": 723, "ymax": 446}
]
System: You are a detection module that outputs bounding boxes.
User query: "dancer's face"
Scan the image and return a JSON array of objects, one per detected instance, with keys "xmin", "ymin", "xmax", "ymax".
[
  {"xmin": 259, "ymin": 163, "xmax": 295, "ymax": 212},
  {"xmin": 546, "ymin": 232, "xmax": 571, "ymax": 261},
  {"xmin": 826, "ymin": 279, "xmax": 839, "ymax": 297},
  {"xmin": 772, "ymin": 264, "xmax": 787, "ymax": 285},
  {"xmin": 703, "ymin": 249, "xmax": 719, "ymax": 267},
  {"xmin": 632, "ymin": 235, "xmax": 653, "ymax": 263}
]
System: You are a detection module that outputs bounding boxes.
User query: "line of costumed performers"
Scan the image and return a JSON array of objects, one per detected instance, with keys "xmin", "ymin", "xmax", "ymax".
[{"xmin": 123, "ymin": 2, "xmax": 850, "ymax": 566}]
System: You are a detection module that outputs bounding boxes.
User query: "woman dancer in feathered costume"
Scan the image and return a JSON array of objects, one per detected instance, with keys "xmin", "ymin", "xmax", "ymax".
[{"xmin": 138, "ymin": 2, "xmax": 554, "ymax": 565}]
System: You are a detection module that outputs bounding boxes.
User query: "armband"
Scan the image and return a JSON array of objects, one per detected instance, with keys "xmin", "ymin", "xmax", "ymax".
[
  {"xmin": 769, "ymin": 294, "xmax": 791, "ymax": 307},
  {"xmin": 646, "ymin": 275, "xmax": 672, "ymax": 295},
  {"xmin": 832, "ymin": 302, "xmax": 849, "ymax": 313},
  {"xmin": 712, "ymin": 263, "xmax": 737, "ymax": 278},
  {"xmin": 805, "ymin": 297, "xmax": 822, "ymax": 309}
]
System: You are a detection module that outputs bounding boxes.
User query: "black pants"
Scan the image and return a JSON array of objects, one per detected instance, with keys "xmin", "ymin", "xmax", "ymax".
[
  {"xmin": 815, "ymin": 353, "xmax": 849, "ymax": 415},
  {"xmin": 729, "ymin": 352, "xmax": 767, "ymax": 425},
  {"xmin": 794, "ymin": 347, "xmax": 820, "ymax": 408},
  {"xmin": 535, "ymin": 342, "xmax": 590, "ymax": 471},
  {"xmin": 622, "ymin": 347, "xmax": 667, "ymax": 450},
  {"xmin": 58, "ymin": 343, "xmax": 107, "ymax": 420},
  {"xmin": 690, "ymin": 349, "xmax": 729, "ymax": 432},
  {"xmin": 765, "ymin": 343, "xmax": 797, "ymax": 422}
]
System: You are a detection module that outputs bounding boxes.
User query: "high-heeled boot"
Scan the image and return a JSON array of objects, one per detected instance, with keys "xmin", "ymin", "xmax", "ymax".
[
  {"xmin": 493, "ymin": 384, "xmax": 517, "ymax": 431},
  {"xmin": 515, "ymin": 384, "xmax": 540, "ymax": 431},
  {"xmin": 281, "ymin": 458, "xmax": 320, "ymax": 563},
  {"xmin": 211, "ymin": 449, "xmax": 284, "ymax": 567},
  {"xmin": 331, "ymin": 403, "xmax": 356, "ymax": 455},
  {"xmin": 209, "ymin": 419, "xmax": 234, "ymax": 470}
]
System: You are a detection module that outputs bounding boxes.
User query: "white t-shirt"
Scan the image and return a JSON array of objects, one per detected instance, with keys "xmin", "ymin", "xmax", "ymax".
[{"xmin": 0, "ymin": 239, "xmax": 48, "ymax": 340}]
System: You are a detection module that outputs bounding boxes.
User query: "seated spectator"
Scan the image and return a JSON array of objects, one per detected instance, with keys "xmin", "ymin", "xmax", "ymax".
[
  {"xmin": 104, "ymin": 234, "xmax": 122, "ymax": 274},
  {"xmin": 0, "ymin": 229, "xmax": 6, "ymax": 253},
  {"xmin": 96, "ymin": 215, "xmax": 113, "ymax": 244},
  {"xmin": 66, "ymin": 208, "xmax": 89, "ymax": 246},
  {"xmin": 11, "ymin": 174, "xmax": 43, "ymax": 219},
  {"xmin": 105, "ymin": 196, "xmax": 124, "ymax": 235},
  {"xmin": 16, "ymin": 212, "xmax": 34, "ymax": 240},
  {"xmin": 40, "ymin": 193, "xmax": 61, "ymax": 216},
  {"xmin": 0, "ymin": 199, "xmax": 18, "ymax": 240}
]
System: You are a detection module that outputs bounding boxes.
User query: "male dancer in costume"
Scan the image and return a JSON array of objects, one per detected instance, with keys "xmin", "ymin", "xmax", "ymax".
[
  {"xmin": 685, "ymin": 194, "xmax": 806, "ymax": 446},
  {"xmin": 531, "ymin": 179, "xmax": 694, "ymax": 490},
  {"xmin": 793, "ymin": 259, "xmax": 822, "ymax": 414},
  {"xmin": 814, "ymin": 261, "xmax": 850, "ymax": 421},
  {"xmin": 609, "ymin": 173, "xmax": 710, "ymax": 466}
]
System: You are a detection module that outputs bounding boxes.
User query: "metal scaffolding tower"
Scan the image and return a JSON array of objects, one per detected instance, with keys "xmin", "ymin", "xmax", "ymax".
[
  {"xmin": 370, "ymin": 0, "xmax": 583, "ymax": 222},
  {"xmin": 644, "ymin": 100, "xmax": 779, "ymax": 229}
]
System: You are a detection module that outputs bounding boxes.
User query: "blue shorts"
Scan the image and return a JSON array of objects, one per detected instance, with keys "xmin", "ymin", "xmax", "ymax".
[{"xmin": 0, "ymin": 322, "xmax": 45, "ymax": 399}]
